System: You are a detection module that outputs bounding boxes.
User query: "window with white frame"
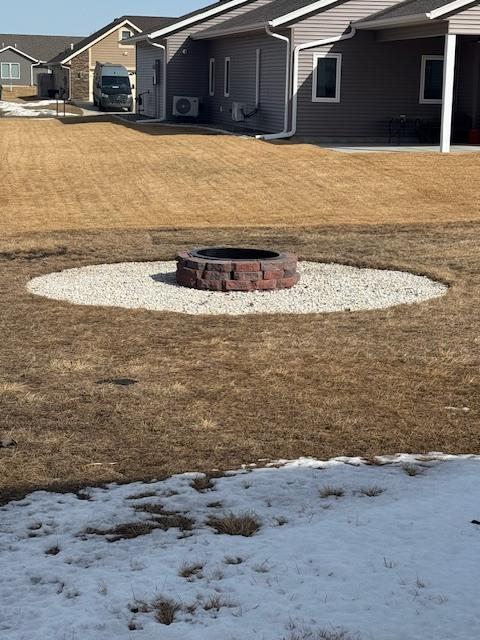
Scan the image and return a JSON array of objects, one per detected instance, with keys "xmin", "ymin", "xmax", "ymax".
[
  {"xmin": 420, "ymin": 55, "xmax": 444, "ymax": 103},
  {"xmin": 120, "ymin": 29, "xmax": 133, "ymax": 44},
  {"xmin": 209, "ymin": 58, "xmax": 215, "ymax": 96},
  {"xmin": 224, "ymin": 57, "xmax": 231, "ymax": 97},
  {"xmin": 255, "ymin": 48, "xmax": 261, "ymax": 106},
  {"xmin": 312, "ymin": 53, "xmax": 341, "ymax": 103},
  {"xmin": 1, "ymin": 62, "xmax": 20, "ymax": 80}
]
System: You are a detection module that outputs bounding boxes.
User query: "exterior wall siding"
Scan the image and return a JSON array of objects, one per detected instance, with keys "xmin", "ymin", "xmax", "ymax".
[
  {"xmin": 448, "ymin": 5, "xmax": 480, "ymax": 34},
  {"xmin": 205, "ymin": 31, "xmax": 287, "ymax": 132},
  {"xmin": 294, "ymin": 30, "xmax": 445, "ymax": 140},
  {"xmin": 50, "ymin": 64, "xmax": 69, "ymax": 97},
  {"xmin": 136, "ymin": 41, "xmax": 165, "ymax": 118},
  {"xmin": 0, "ymin": 49, "xmax": 32, "ymax": 86},
  {"xmin": 293, "ymin": 0, "xmax": 401, "ymax": 43},
  {"xmin": 455, "ymin": 39, "xmax": 480, "ymax": 129},
  {"xmin": 90, "ymin": 26, "xmax": 137, "ymax": 71},
  {"xmin": 292, "ymin": 0, "xmax": 449, "ymax": 141},
  {"xmin": 32, "ymin": 64, "xmax": 51, "ymax": 85},
  {"xmin": 165, "ymin": 0, "xmax": 271, "ymax": 119}
]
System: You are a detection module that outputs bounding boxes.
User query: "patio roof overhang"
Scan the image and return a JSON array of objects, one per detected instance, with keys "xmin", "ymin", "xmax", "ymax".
[
  {"xmin": 355, "ymin": 0, "xmax": 480, "ymax": 30},
  {"xmin": 354, "ymin": 14, "xmax": 434, "ymax": 29}
]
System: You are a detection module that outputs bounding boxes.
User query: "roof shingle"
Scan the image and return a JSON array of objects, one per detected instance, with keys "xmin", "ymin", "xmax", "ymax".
[
  {"xmin": 47, "ymin": 15, "xmax": 176, "ymax": 65},
  {"xmin": 356, "ymin": 0, "xmax": 470, "ymax": 23},
  {"xmin": 0, "ymin": 34, "xmax": 83, "ymax": 62},
  {"xmin": 193, "ymin": 0, "xmax": 343, "ymax": 38}
]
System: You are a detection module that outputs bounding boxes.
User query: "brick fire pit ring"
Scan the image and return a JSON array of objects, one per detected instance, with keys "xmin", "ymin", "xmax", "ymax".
[{"xmin": 176, "ymin": 247, "xmax": 300, "ymax": 292}]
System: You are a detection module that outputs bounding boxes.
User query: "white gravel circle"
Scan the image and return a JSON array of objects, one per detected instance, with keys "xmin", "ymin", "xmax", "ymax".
[{"xmin": 27, "ymin": 261, "xmax": 447, "ymax": 315}]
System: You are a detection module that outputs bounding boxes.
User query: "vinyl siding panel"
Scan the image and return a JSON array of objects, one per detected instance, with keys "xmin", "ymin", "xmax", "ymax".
[
  {"xmin": 293, "ymin": 0, "xmax": 402, "ymax": 42},
  {"xmin": 136, "ymin": 41, "xmax": 165, "ymax": 118},
  {"xmin": 456, "ymin": 39, "xmax": 480, "ymax": 128},
  {"xmin": 294, "ymin": 30, "xmax": 445, "ymax": 140},
  {"xmin": 165, "ymin": 0, "xmax": 271, "ymax": 118},
  {"xmin": 206, "ymin": 32, "xmax": 287, "ymax": 132},
  {"xmin": 0, "ymin": 49, "xmax": 32, "ymax": 85},
  {"xmin": 448, "ymin": 5, "xmax": 480, "ymax": 34},
  {"xmin": 90, "ymin": 26, "xmax": 137, "ymax": 71}
]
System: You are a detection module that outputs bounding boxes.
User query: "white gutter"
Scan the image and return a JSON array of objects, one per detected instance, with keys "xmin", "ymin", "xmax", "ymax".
[
  {"xmin": 258, "ymin": 26, "xmax": 356, "ymax": 141},
  {"xmin": 31, "ymin": 61, "xmax": 44, "ymax": 86},
  {"xmin": 270, "ymin": 0, "xmax": 347, "ymax": 27}
]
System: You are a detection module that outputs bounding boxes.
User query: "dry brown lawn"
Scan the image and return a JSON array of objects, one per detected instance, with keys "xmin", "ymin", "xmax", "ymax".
[
  {"xmin": 1, "ymin": 118, "xmax": 480, "ymax": 234},
  {"xmin": 0, "ymin": 119, "xmax": 479, "ymax": 503}
]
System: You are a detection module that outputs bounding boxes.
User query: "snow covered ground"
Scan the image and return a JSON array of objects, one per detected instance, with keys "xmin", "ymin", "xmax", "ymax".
[
  {"xmin": 0, "ymin": 100, "xmax": 62, "ymax": 117},
  {"xmin": 1, "ymin": 454, "xmax": 480, "ymax": 640}
]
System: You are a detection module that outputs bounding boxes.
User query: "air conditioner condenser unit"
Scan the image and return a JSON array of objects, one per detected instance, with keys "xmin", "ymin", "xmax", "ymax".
[{"xmin": 173, "ymin": 96, "xmax": 199, "ymax": 117}]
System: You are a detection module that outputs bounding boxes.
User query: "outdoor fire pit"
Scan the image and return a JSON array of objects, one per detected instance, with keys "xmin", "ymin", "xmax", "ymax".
[{"xmin": 175, "ymin": 247, "xmax": 300, "ymax": 292}]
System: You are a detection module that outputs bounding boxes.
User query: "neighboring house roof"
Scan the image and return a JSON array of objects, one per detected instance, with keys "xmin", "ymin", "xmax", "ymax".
[
  {"xmin": 0, "ymin": 34, "xmax": 83, "ymax": 63},
  {"xmin": 48, "ymin": 15, "xmax": 176, "ymax": 65},
  {"xmin": 356, "ymin": 0, "xmax": 479, "ymax": 27},
  {"xmin": 129, "ymin": 0, "xmax": 260, "ymax": 43},
  {"xmin": 193, "ymin": 0, "xmax": 345, "ymax": 39}
]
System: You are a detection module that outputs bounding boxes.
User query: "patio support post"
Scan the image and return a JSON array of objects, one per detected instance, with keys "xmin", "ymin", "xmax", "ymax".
[{"xmin": 440, "ymin": 34, "xmax": 457, "ymax": 153}]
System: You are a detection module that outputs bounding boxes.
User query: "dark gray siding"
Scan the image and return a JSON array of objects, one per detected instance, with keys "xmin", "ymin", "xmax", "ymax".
[
  {"xmin": 294, "ymin": 30, "xmax": 444, "ymax": 141},
  {"xmin": 206, "ymin": 31, "xmax": 287, "ymax": 132},
  {"xmin": 291, "ymin": 0, "xmax": 451, "ymax": 141},
  {"xmin": 32, "ymin": 64, "xmax": 51, "ymax": 86},
  {"xmin": 136, "ymin": 41, "xmax": 165, "ymax": 118},
  {"xmin": 164, "ymin": 0, "xmax": 272, "ymax": 118},
  {"xmin": 0, "ymin": 49, "xmax": 32, "ymax": 85},
  {"xmin": 456, "ymin": 39, "xmax": 480, "ymax": 129}
]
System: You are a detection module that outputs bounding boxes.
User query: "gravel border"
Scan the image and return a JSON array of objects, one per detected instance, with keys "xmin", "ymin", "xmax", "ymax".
[{"xmin": 27, "ymin": 261, "xmax": 447, "ymax": 316}]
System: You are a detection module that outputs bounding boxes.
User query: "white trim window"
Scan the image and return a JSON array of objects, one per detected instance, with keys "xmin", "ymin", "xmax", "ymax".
[
  {"xmin": 224, "ymin": 57, "xmax": 231, "ymax": 98},
  {"xmin": 312, "ymin": 53, "xmax": 342, "ymax": 103},
  {"xmin": 255, "ymin": 48, "xmax": 261, "ymax": 106},
  {"xmin": 209, "ymin": 58, "xmax": 215, "ymax": 96},
  {"xmin": 420, "ymin": 55, "xmax": 444, "ymax": 104},
  {"xmin": 1, "ymin": 62, "xmax": 20, "ymax": 80},
  {"xmin": 120, "ymin": 29, "xmax": 133, "ymax": 41}
]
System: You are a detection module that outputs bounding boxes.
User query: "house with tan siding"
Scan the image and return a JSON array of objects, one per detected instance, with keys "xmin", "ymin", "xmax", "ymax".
[
  {"xmin": 133, "ymin": 0, "xmax": 480, "ymax": 152},
  {"xmin": 47, "ymin": 15, "xmax": 175, "ymax": 103}
]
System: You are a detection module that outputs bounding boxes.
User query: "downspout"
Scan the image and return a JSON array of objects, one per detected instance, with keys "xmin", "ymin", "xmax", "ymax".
[
  {"xmin": 31, "ymin": 61, "xmax": 42, "ymax": 87},
  {"xmin": 257, "ymin": 26, "xmax": 357, "ymax": 141},
  {"xmin": 61, "ymin": 64, "xmax": 71, "ymax": 100},
  {"xmin": 263, "ymin": 25, "xmax": 291, "ymax": 136},
  {"xmin": 145, "ymin": 39, "xmax": 167, "ymax": 121}
]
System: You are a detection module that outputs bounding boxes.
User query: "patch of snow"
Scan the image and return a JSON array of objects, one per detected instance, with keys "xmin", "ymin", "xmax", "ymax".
[
  {"xmin": 0, "ymin": 100, "xmax": 62, "ymax": 118},
  {"xmin": 1, "ymin": 454, "xmax": 480, "ymax": 639},
  {"xmin": 26, "ymin": 261, "xmax": 447, "ymax": 315}
]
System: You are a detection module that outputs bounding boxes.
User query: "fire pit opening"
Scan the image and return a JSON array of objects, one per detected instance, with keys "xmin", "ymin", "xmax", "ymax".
[
  {"xmin": 176, "ymin": 246, "xmax": 300, "ymax": 292},
  {"xmin": 191, "ymin": 247, "xmax": 281, "ymax": 261}
]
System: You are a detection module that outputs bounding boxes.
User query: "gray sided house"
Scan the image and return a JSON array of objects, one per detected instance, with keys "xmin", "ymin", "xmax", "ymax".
[
  {"xmin": 134, "ymin": 0, "xmax": 480, "ymax": 152},
  {"xmin": 0, "ymin": 34, "xmax": 82, "ymax": 89}
]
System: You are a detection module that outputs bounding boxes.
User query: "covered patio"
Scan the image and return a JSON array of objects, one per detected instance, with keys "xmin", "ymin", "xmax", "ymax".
[{"xmin": 355, "ymin": 0, "xmax": 480, "ymax": 152}]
